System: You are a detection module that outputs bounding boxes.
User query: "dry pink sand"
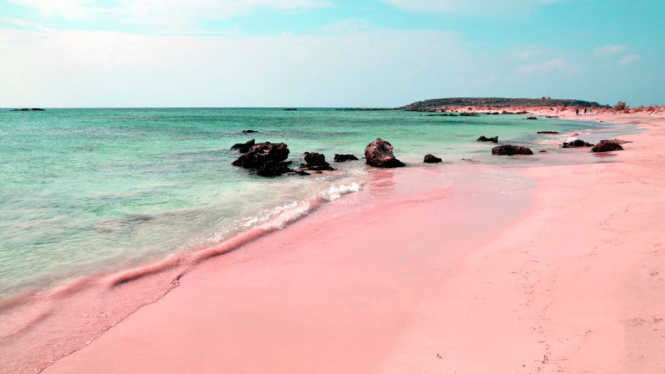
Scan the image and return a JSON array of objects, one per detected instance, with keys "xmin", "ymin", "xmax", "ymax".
[{"xmin": 45, "ymin": 113, "xmax": 665, "ymax": 374}]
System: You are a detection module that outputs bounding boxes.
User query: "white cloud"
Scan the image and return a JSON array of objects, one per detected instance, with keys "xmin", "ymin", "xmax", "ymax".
[
  {"xmin": 619, "ymin": 54, "xmax": 640, "ymax": 67},
  {"xmin": 594, "ymin": 44, "xmax": 628, "ymax": 58},
  {"xmin": 376, "ymin": 0, "xmax": 566, "ymax": 16},
  {"xmin": 0, "ymin": 27, "xmax": 466, "ymax": 107},
  {"xmin": 320, "ymin": 19, "xmax": 374, "ymax": 34},
  {"xmin": 4, "ymin": 0, "xmax": 332, "ymax": 25}
]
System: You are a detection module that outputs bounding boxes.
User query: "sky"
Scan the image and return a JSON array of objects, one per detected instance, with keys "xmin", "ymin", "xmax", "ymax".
[{"xmin": 0, "ymin": 0, "xmax": 663, "ymax": 107}]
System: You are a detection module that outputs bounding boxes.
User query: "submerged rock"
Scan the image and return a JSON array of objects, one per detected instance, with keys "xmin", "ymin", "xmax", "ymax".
[
  {"xmin": 492, "ymin": 145, "xmax": 534, "ymax": 156},
  {"xmin": 334, "ymin": 154, "xmax": 359, "ymax": 162},
  {"xmin": 561, "ymin": 139, "xmax": 594, "ymax": 148},
  {"xmin": 477, "ymin": 136, "xmax": 499, "ymax": 143},
  {"xmin": 592, "ymin": 140, "xmax": 624, "ymax": 153},
  {"xmin": 364, "ymin": 138, "xmax": 405, "ymax": 168},
  {"xmin": 538, "ymin": 131, "xmax": 560, "ymax": 135},
  {"xmin": 242, "ymin": 130, "xmax": 258, "ymax": 134},
  {"xmin": 302, "ymin": 152, "xmax": 334, "ymax": 171},
  {"xmin": 231, "ymin": 139, "xmax": 255, "ymax": 153},
  {"xmin": 232, "ymin": 142, "xmax": 293, "ymax": 177},
  {"xmin": 423, "ymin": 154, "xmax": 442, "ymax": 163}
]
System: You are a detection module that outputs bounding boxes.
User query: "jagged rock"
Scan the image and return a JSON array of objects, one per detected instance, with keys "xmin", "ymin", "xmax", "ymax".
[
  {"xmin": 477, "ymin": 136, "xmax": 499, "ymax": 143},
  {"xmin": 364, "ymin": 139, "xmax": 405, "ymax": 168},
  {"xmin": 232, "ymin": 142, "xmax": 292, "ymax": 177},
  {"xmin": 592, "ymin": 140, "xmax": 624, "ymax": 153},
  {"xmin": 231, "ymin": 139, "xmax": 255, "ymax": 153},
  {"xmin": 562, "ymin": 139, "xmax": 594, "ymax": 148},
  {"xmin": 423, "ymin": 154, "xmax": 442, "ymax": 163},
  {"xmin": 303, "ymin": 152, "xmax": 334, "ymax": 171},
  {"xmin": 334, "ymin": 154, "xmax": 359, "ymax": 162},
  {"xmin": 492, "ymin": 145, "xmax": 534, "ymax": 156}
]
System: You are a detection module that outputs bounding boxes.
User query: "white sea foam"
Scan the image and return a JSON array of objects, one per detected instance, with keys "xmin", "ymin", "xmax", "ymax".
[{"xmin": 320, "ymin": 182, "xmax": 361, "ymax": 201}]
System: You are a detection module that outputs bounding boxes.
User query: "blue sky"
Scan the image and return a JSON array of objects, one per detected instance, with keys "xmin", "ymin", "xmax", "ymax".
[{"xmin": 0, "ymin": 0, "xmax": 663, "ymax": 107}]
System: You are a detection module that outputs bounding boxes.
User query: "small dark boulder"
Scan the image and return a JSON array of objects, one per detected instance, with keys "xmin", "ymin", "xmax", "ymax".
[
  {"xmin": 303, "ymin": 152, "xmax": 334, "ymax": 171},
  {"xmin": 592, "ymin": 140, "xmax": 624, "ymax": 153},
  {"xmin": 526, "ymin": 117, "xmax": 538, "ymax": 120},
  {"xmin": 365, "ymin": 138, "xmax": 405, "ymax": 168},
  {"xmin": 423, "ymin": 154, "xmax": 442, "ymax": 164},
  {"xmin": 562, "ymin": 139, "xmax": 594, "ymax": 148},
  {"xmin": 232, "ymin": 142, "xmax": 293, "ymax": 177},
  {"xmin": 242, "ymin": 130, "xmax": 258, "ymax": 134},
  {"xmin": 477, "ymin": 136, "xmax": 499, "ymax": 143},
  {"xmin": 334, "ymin": 154, "xmax": 359, "ymax": 162},
  {"xmin": 231, "ymin": 139, "xmax": 255, "ymax": 153},
  {"xmin": 492, "ymin": 145, "xmax": 534, "ymax": 156},
  {"xmin": 539, "ymin": 150, "xmax": 547, "ymax": 153},
  {"xmin": 538, "ymin": 131, "xmax": 560, "ymax": 135}
]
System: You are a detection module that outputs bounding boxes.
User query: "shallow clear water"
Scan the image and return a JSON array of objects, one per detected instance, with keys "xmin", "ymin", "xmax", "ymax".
[{"xmin": 0, "ymin": 108, "xmax": 626, "ymax": 297}]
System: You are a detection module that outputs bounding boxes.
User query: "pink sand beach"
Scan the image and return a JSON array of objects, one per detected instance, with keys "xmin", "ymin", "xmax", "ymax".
[{"xmin": 33, "ymin": 111, "xmax": 665, "ymax": 374}]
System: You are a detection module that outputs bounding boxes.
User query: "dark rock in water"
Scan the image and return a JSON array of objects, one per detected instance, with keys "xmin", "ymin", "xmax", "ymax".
[
  {"xmin": 232, "ymin": 142, "xmax": 293, "ymax": 177},
  {"xmin": 539, "ymin": 150, "xmax": 547, "ymax": 153},
  {"xmin": 492, "ymin": 145, "xmax": 534, "ymax": 156},
  {"xmin": 31, "ymin": 108, "xmax": 45, "ymax": 111},
  {"xmin": 592, "ymin": 140, "xmax": 624, "ymax": 153},
  {"xmin": 242, "ymin": 130, "xmax": 258, "ymax": 134},
  {"xmin": 303, "ymin": 152, "xmax": 334, "ymax": 171},
  {"xmin": 334, "ymin": 154, "xmax": 359, "ymax": 162},
  {"xmin": 538, "ymin": 131, "xmax": 560, "ymax": 135},
  {"xmin": 477, "ymin": 136, "xmax": 499, "ymax": 143},
  {"xmin": 460, "ymin": 112, "xmax": 478, "ymax": 117},
  {"xmin": 461, "ymin": 158, "xmax": 478, "ymax": 163},
  {"xmin": 562, "ymin": 139, "xmax": 594, "ymax": 148},
  {"xmin": 423, "ymin": 154, "xmax": 442, "ymax": 163},
  {"xmin": 284, "ymin": 108, "xmax": 298, "ymax": 111},
  {"xmin": 526, "ymin": 117, "xmax": 538, "ymax": 120},
  {"xmin": 11, "ymin": 108, "xmax": 30, "ymax": 112},
  {"xmin": 365, "ymin": 138, "xmax": 405, "ymax": 168},
  {"xmin": 231, "ymin": 139, "xmax": 255, "ymax": 153},
  {"xmin": 490, "ymin": 112, "xmax": 500, "ymax": 115}
]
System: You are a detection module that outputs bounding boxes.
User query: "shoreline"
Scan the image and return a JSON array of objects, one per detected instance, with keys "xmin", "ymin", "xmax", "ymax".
[
  {"xmin": 3, "ymin": 111, "xmax": 661, "ymax": 373},
  {"xmin": 42, "ymin": 112, "xmax": 665, "ymax": 373}
]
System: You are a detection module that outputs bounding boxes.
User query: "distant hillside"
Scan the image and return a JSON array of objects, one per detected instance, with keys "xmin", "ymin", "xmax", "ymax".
[{"xmin": 401, "ymin": 97, "xmax": 608, "ymax": 111}]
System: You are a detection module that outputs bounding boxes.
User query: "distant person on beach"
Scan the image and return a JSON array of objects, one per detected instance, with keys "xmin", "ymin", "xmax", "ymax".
[{"xmin": 576, "ymin": 109, "xmax": 579, "ymax": 116}]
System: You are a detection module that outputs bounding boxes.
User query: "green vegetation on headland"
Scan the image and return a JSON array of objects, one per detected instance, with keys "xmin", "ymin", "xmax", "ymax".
[{"xmin": 401, "ymin": 97, "xmax": 608, "ymax": 111}]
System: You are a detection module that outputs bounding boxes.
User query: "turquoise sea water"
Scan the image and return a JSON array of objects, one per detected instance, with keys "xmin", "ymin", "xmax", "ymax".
[{"xmin": 0, "ymin": 108, "xmax": 623, "ymax": 297}]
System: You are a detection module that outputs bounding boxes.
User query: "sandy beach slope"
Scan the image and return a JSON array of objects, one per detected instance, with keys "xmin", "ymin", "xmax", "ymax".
[{"xmin": 45, "ymin": 112, "xmax": 665, "ymax": 374}]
